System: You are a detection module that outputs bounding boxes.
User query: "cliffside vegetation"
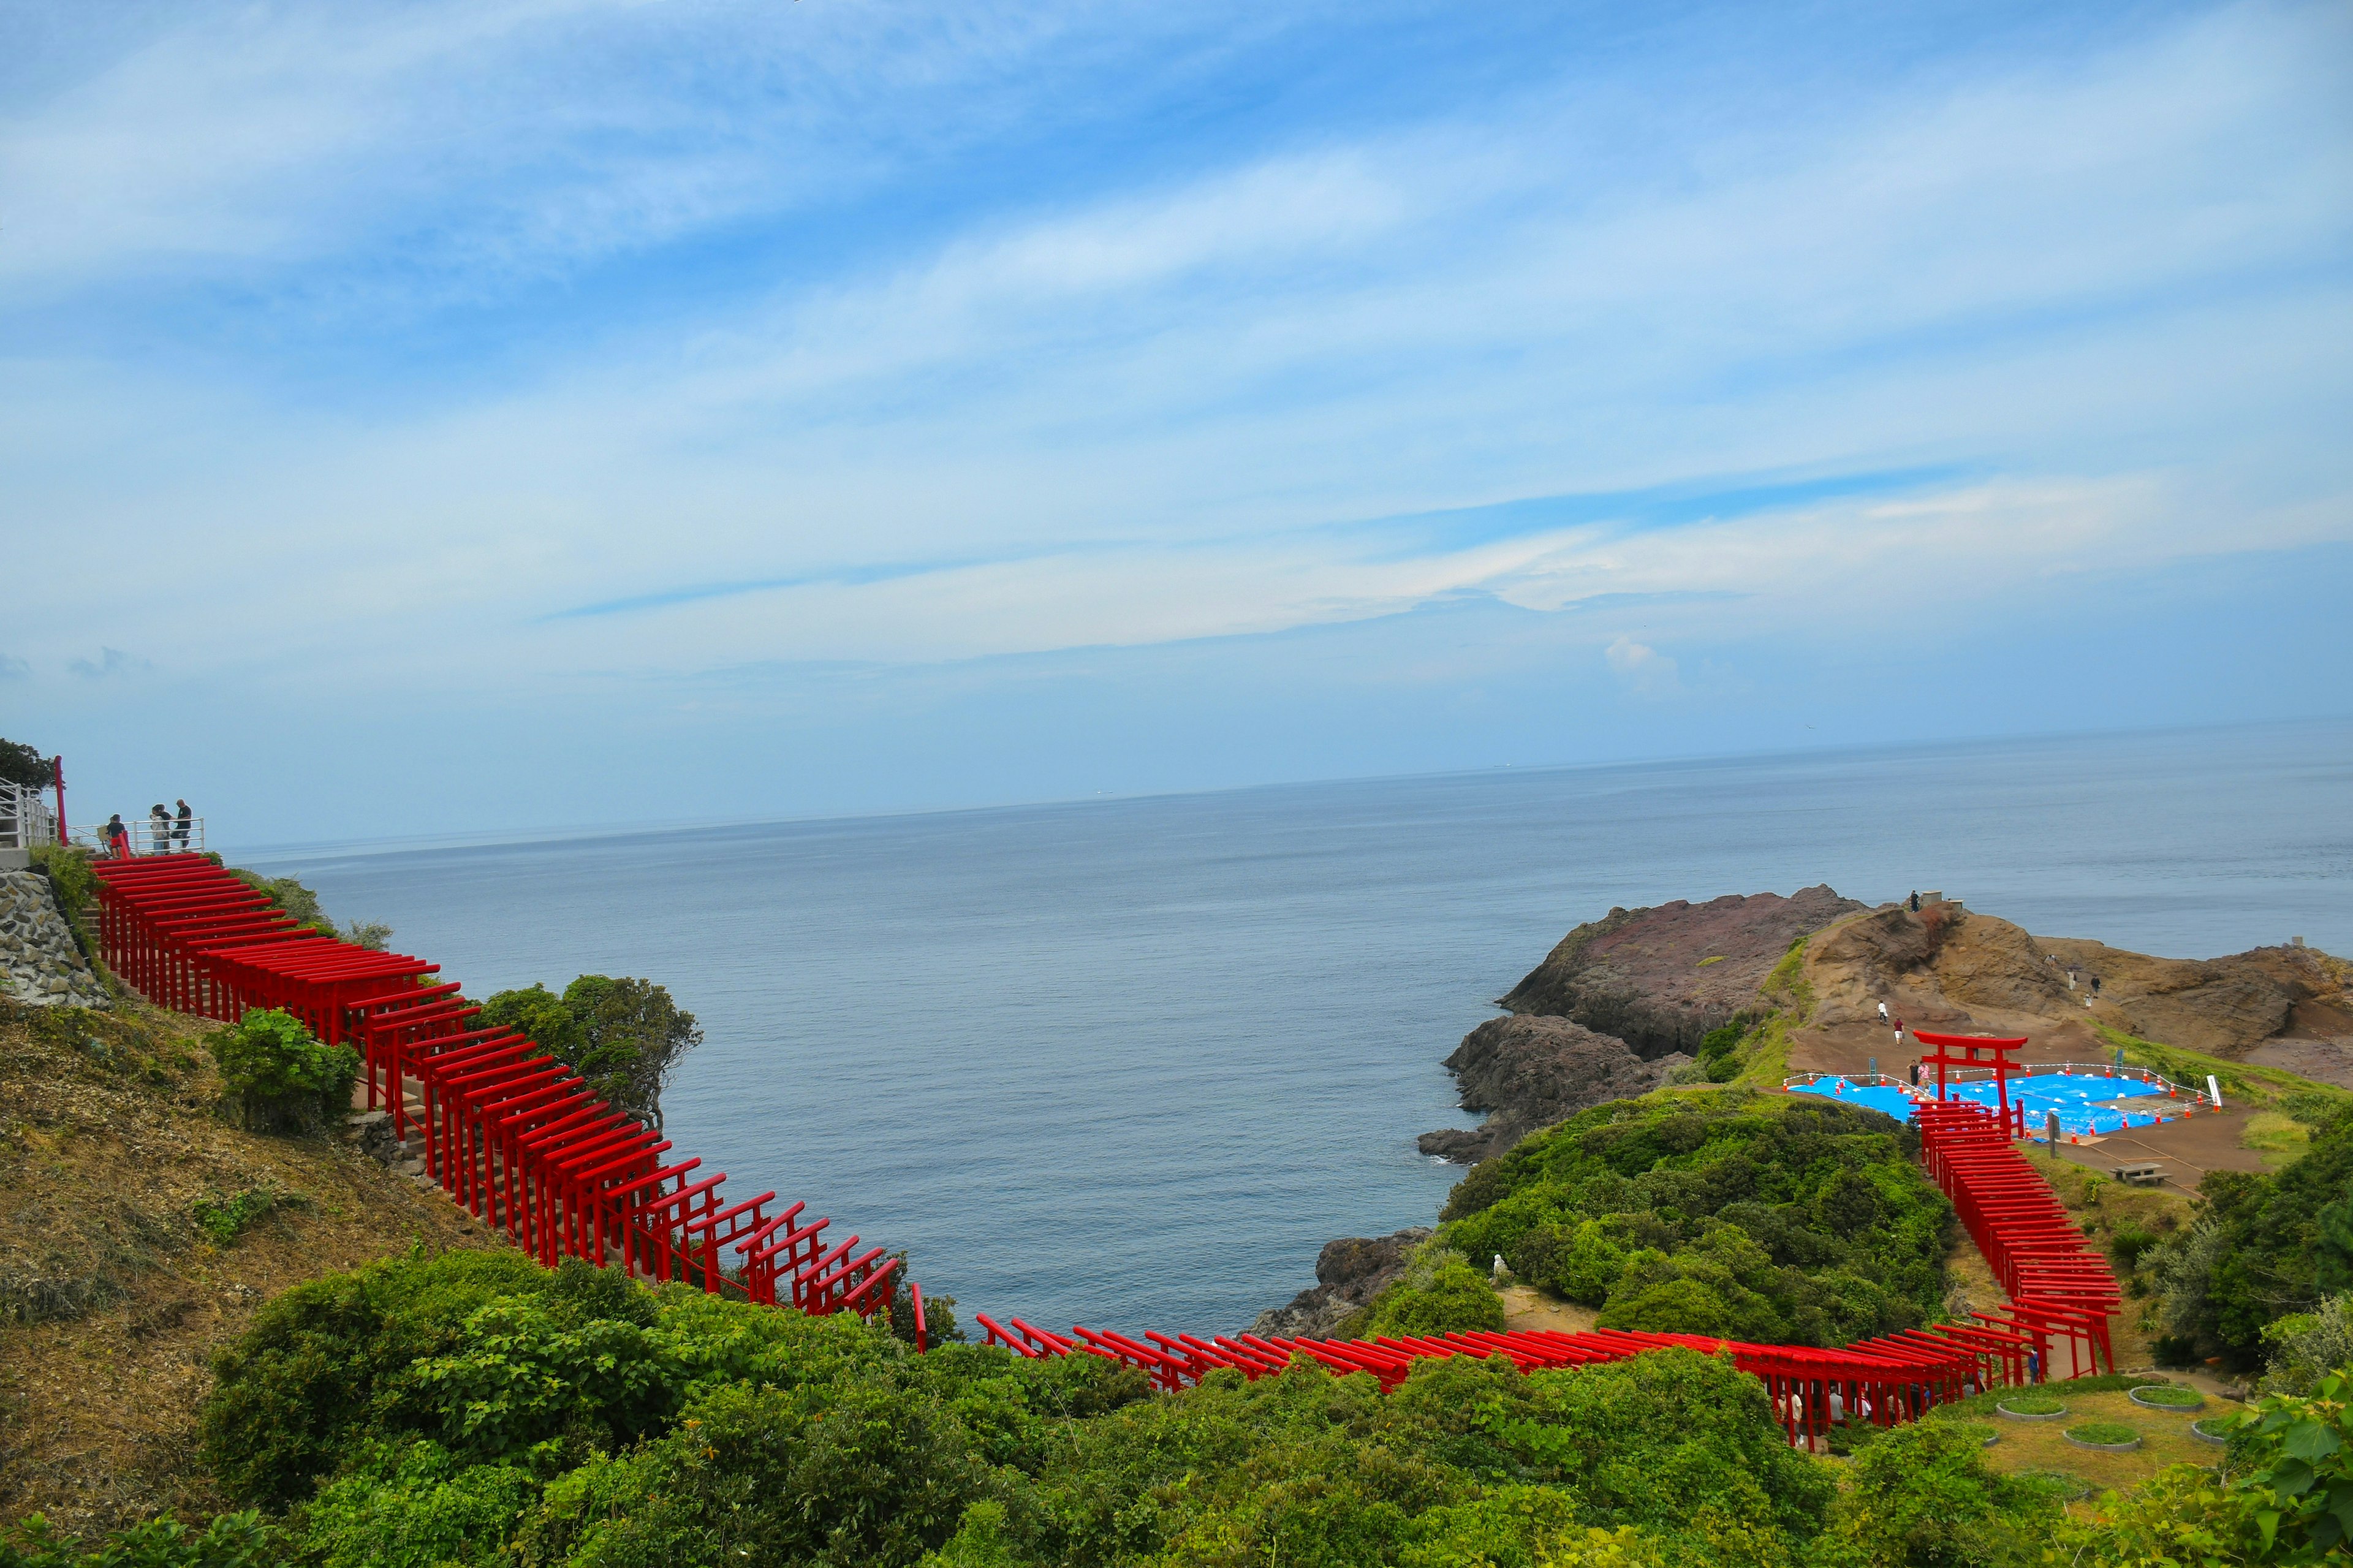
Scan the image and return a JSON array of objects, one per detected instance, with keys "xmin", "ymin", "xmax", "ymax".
[
  {"xmin": 2142, "ymin": 1102, "xmax": 2353, "ymax": 1368},
  {"xmin": 1433, "ymin": 1091, "xmax": 1949, "ymax": 1346},
  {"xmin": 12, "ymin": 1241, "xmax": 2351, "ymax": 1567},
  {"xmin": 478, "ymin": 977, "xmax": 702, "ymax": 1128}
]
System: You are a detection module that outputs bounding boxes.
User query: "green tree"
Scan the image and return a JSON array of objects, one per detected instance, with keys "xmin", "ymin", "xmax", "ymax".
[
  {"xmin": 0, "ymin": 737, "xmax": 51, "ymax": 791},
  {"xmin": 479, "ymin": 975, "xmax": 701, "ymax": 1127},
  {"xmin": 2149, "ymin": 1105, "xmax": 2353, "ymax": 1365}
]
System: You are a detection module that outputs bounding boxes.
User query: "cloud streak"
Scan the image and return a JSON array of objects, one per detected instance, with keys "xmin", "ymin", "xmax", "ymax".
[{"xmin": 1, "ymin": 0, "xmax": 2347, "ymax": 832}]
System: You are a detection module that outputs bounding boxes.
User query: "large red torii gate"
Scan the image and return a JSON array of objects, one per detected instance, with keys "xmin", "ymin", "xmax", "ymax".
[{"xmin": 1914, "ymin": 1029, "xmax": 2029, "ymax": 1136}]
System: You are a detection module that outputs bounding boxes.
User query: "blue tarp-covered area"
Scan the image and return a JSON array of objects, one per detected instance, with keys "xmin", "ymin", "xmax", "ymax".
[{"xmin": 1789, "ymin": 1071, "xmax": 2181, "ymax": 1138}]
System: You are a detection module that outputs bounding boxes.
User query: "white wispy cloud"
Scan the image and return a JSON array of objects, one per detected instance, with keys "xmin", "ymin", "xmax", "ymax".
[{"xmin": 1, "ymin": 0, "xmax": 2346, "ymax": 724}]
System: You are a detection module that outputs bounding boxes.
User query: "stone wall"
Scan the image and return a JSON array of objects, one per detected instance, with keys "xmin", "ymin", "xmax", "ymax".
[{"xmin": 0, "ymin": 870, "xmax": 110, "ymax": 1009}]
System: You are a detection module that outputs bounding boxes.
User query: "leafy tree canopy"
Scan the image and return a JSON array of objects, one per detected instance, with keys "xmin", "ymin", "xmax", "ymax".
[
  {"xmin": 0, "ymin": 737, "xmax": 50, "ymax": 792},
  {"xmin": 479, "ymin": 975, "xmax": 702, "ymax": 1127},
  {"xmin": 1435, "ymin": 1089, "xmax": 1952, "ymax": 1347}
]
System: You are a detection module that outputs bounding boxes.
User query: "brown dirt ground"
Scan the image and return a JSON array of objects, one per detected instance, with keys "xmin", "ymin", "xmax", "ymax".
[
  {"xmin": 0, "ymin": 997, "xmax": 502, "ymax": 1539},
  {"xmin": 1499, "ymin": 1284, "xmax": 1598, "ymax": 1335}
]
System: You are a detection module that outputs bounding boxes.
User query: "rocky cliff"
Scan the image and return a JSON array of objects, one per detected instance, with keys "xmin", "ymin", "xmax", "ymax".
[
  {"xmin": 1416, "ymin": 1016, "xmax": 1688, "ymax": 1165},
  {"xmin": 1246, "ymin": 1227, "xmax": 1430, "ymax": 1338},
  {"xmin": 1498, "ymin": 885, "xmax": 1865, "ymax": 1056}
]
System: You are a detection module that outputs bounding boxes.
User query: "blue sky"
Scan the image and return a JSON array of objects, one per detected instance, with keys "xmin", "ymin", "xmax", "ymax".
[{"xmin": 2, "ymin": 0, "xmax": 2349, "ymax": 844}]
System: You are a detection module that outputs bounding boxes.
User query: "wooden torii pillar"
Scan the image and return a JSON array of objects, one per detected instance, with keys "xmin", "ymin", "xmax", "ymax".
[{"xmin": 1914, "ymin": 1030, "xmax": 2030, "ymax": 1134}]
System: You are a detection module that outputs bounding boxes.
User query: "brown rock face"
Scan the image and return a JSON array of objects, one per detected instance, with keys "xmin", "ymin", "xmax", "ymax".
[
  {"xmin": 1808, "ymin": 904, "xmax": 2074, "ymax": 1027},
  {"xmin": 2039, "ymin": 939, "xmax": 2347, "ymax": 1056},
  {"xmin": 1417, "ymin": 1015, "xmax": 1688, "ymax": 1164},
  {"xmin": 1499, "ymin": 885, "xmax": 1866, "ymax": 1056},
  {"xmin": 1247, "ymin": 1227, "xmax": 1431, "ymax": 1338}
]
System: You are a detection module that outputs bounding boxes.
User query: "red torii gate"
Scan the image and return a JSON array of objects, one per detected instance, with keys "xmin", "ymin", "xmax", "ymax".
[{"xmin": 1914, "ymin": 1028, "xmax": 2029, "ymax": 1136}]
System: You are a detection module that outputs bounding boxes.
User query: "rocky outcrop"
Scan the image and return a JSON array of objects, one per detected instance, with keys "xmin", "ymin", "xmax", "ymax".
[
  {"xmin": 2039, "ymin": 937, "xmax": 2349, "ymax": 1057},
  {"xmin": 1417, "ymin": 1015, "xmax": 1689, "ymax": 1164},
  {"xmin": 1248, "ymin": 1227, "xmax": 1430, "ymax": 1338},
  {"xmin": 0, "ymin": 871, "xmax": 108, "ymax": 1010},
  {"xmin": 1498, "ymin": 885, "xmax": 1865, "ymax": 1055}
]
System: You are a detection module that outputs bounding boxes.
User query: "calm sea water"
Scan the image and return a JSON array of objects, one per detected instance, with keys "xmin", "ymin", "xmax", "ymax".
[{"xmin": 259, "ymin": 721, "xmax": 2352, "ymax": 1333}]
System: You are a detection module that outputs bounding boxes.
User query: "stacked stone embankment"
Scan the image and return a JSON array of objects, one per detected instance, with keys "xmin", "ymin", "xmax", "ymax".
[{"xmin": 0, "ymin": 869, "xmax": 108, "ymax": 1009}]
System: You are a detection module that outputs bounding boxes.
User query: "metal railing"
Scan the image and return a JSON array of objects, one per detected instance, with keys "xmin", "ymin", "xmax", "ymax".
[
  {"xmin": 0, "ymin": 781, "xmax": 59, "ymax": 852},
  {"xmin": 71, "ymin": 816, "xmax": 207, "ymax": 857}
]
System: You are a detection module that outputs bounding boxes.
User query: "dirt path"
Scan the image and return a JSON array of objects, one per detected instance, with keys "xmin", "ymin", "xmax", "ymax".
[{"xmin": 1499, "ymin": 1284, "xmax": 1597, "ymax": 1335}]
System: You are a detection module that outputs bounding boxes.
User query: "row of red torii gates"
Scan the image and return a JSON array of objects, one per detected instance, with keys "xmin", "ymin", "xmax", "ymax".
[{"xmin": 88, "ymin": 854, "xmax": 2117, "ymax": 1447}]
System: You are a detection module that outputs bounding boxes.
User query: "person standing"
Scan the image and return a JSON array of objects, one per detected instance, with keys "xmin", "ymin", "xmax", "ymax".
[
  {"xmin": 1909, "ymin": 890, "xmax": 1920, "ymax": 912},
  {"xmin": 173, "ymin": 799, "xmax": 191, "ymax": 849},
  {"xmin": 104, "ymin": 812, "xmax": 128, "ymax": 858},
  {"xmin": 148, "ymin": 803, "xmax": 170, "ymax": 855}
]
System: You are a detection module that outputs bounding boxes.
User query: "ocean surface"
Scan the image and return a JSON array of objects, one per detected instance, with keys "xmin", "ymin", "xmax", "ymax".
[{"xmin": 257, "ymin": 721, "xmax": 2353, "ymax": 1335}]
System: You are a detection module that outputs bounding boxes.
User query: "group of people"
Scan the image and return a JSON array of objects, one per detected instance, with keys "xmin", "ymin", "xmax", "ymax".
[{"xmin": 101, "ymin": 799, "xmax": 192, "ymax": 857}]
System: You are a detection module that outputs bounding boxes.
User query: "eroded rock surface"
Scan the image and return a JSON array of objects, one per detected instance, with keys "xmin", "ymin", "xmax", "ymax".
[
  {"xmin": 1247, "ymin": 1227, "xmax": 1430, "ymax": 1338},
  {"xmin": 1499, "ymin": 885, "xmax": 1865, "ymax": 1056},
  {"xmin": 1417, "ymin": 1015, "xmax": 1689, "ymax": 1165}
]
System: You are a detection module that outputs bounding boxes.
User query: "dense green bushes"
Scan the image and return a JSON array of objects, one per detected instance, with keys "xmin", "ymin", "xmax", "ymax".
[
  {"xmin": 207, "ymin": 1009, "xmax": 359, "ymax": 1134},
  {"xmin": 183, "ymin": 1247, "xmax": 1844, "ymax": 1567},
  {"xmin": 18, "ymin": 1236, "xmax": 2349, "ymax": 1567},
  {"xmin": 479, "ymin": 975, "xmax": 702, "ymax": 1126},
  {"xmin": 1436, "ymin": 1091, "xmax": 1950, "ymax": 1346},
  {"xmin": 1355, "ymin": 1243, "xmax": 1508, "ymax": 1339},
  {"xmin": 2146, "ymin": 1103, "xmax": 2353, "ymax": 1367}
]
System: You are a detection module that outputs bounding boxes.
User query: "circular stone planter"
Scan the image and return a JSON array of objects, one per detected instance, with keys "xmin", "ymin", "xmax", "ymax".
[
  {"xmin": 2190, "ymin": 1419, "xmax": 2233, "ymax": 1447},
  {"xmin": 1997, "ymin": 1400, "xmax": 2069, "ymax": 1422},
  {"xmin": 2066, "ymin": 1425, "xmax": 2143, "ymax": 1453},
  {"xmin": 2129, "ymin": 1385, "xmax": 2205, "ymax": 1412}
]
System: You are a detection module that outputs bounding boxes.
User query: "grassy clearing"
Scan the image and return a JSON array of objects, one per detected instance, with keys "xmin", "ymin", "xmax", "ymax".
[
  {"xmin": 2240, "ymin": 1109, "xmax": 2312, "ymax": 1166},
  {"xmin": 1927, "ymin": 1386, "xmax": 2226, "ymax": 1498}
]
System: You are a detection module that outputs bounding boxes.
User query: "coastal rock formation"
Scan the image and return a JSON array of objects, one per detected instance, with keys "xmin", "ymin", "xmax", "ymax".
[
  {"xmin": 0, "ymin": 870, "xmax": 108, "ymax": 1009},
  {"xmin": 2039, "ymin": 937, "xmax": 2351, "ymax": 1057},
  {"xmin": 1248, "ymin": 1227, "xmax": 1430, "ymax": 1338},
  {"xmin": 1417, "ymin": 1015, "xmax": 1690, "ymax": 1164},
  {"xmin": 1498, "ymin": 885, "xmax": 1865, "ymax": 1055},
  {"xmin": 1806, "ymin": 903, "xmax": 2072, "ymax": 1028}
]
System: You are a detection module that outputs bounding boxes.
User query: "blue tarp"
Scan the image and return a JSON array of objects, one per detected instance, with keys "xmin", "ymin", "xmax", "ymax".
[{"xmin": 1788, "ymin": 1072, "xmax": 2176, "ymax": 1138}]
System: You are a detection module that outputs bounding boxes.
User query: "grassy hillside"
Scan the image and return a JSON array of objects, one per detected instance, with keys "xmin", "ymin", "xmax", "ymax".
[{"xmin": 0, "ymin": 999, "xmax": 497, "ymax": 1537}]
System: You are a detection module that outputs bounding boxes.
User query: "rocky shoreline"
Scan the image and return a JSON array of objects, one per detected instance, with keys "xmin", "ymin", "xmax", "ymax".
[{"xmin": 1245, "ymin": 882, "xmax": 2353, "ymax": 1330}]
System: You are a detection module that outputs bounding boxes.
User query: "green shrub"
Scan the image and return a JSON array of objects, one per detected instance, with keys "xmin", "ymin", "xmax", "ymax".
[
  {"xmin": 1999, "ymin": 1393, "xmax": 2064, "ymax": 1414},
  {"xmin": 25, "ymin": 844, "xmax": 96, "ymax": 944},
  {"xmin": 200, "ymin": 1248, "xmax": 567, "ymax": 1506},
  {"xmin": 192, "ymin": 1186, "xmax": 289, "ymax": 1246},
  {"xmin": 1809, "ymin": 1421, "xmax": 2065, "ymax": 1567},
  {"xmin": 1445, "ymin": 1092, "xmax": 1948, "ymax": 1346},
  {"xmin": 293, "ymin": 1442, "xmax": 535, "ymax": 1568},
  {"xmin": 207, "ymin": 1009, "xmax": 359, "ymax": 1134},
  {"xmin": 1355, "ymin": 1244, "xmax": 1507, "ymax": 1339},
  {"xmin": 2131, "ymin": 1384, "xmax": 2201, "ymax": 1407},
  {"xmin": 0, "ymin": 1512, "xmax": 274, "ymax": 1568},
  {"xmin": 2145, "ymin": 1102, "xmax": 2353, "ymax": 1365},
  {"xmin": 2262, "ymin": 1293, "xmax": 2353, "ymax": 1395}
]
